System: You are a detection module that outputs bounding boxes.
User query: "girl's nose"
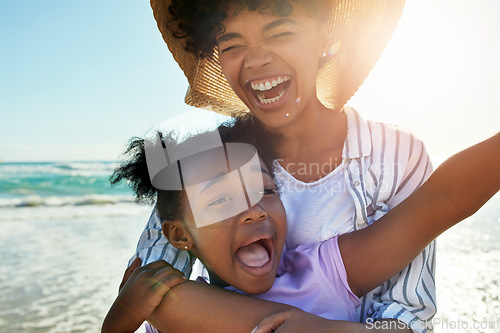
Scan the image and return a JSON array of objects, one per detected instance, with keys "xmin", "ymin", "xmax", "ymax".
[
  {"xmin": 241, "ymin": 202, "xmax": 268, "ymax": 224},
  {"xmin": 244, "ymin": 47, "xmax": 272, "ymax": 70}
]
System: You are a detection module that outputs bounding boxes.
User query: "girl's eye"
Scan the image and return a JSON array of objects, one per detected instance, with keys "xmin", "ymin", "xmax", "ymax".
[
  {"xmin": 207, "ymin": 195, "xmax": 231, "ymax": 207},
  {"xmin": 257, "ymin": 188, "xmax": 277, "ymax": 196}
]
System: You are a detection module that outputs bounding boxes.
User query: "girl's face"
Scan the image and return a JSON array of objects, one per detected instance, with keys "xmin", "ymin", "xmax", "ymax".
[
  {"xmin": 216, "ymin": 6, "xmax": 329, "ymax": 129},
  {"xmin": 173, "ymin": 148, "xmax": 287, "ymax": 295}
]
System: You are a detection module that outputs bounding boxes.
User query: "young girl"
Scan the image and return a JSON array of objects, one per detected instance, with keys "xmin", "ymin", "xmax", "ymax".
[
  {"xmin": 104, "ymin": 126, "xmax": 500, "ymax": 333},
  {"xmin": 132, "ymin": 0, "xmax": 434, "ymax": 330}
]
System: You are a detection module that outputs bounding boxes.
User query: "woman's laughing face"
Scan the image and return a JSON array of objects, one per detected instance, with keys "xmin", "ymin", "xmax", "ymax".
[{"xmin": 216, "ymin": 5, "xmax": 329, "ymax": 129}]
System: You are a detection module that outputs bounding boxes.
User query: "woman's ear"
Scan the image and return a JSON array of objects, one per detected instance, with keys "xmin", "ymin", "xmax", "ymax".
[
  {"xmin": 317, "ymin": 22, "xmax": 332, "ymax": 68},
  {"xmin": 319, "ymin": 22, "xmax": 330, "ymax": 56},
  {"xmin": 162, "ymin": 220, "xmax": 193, "ymax": 251}
]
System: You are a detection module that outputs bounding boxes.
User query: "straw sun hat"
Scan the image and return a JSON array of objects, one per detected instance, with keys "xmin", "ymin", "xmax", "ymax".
[{"xmin": 151, "ymin": 0, "xmax": 405, "ymax": 116}]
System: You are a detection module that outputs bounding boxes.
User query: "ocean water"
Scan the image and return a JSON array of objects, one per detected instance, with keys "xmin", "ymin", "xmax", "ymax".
[
  {"xmin": 0, "ymin": 161, "xmax": 151, "ymax": 332},
  {"xmin": 434, "ymin": 195, "xmax": 500, "ymax": 333},
  {"xmin": 0, "ymin": 161, "xmax": 499, "ymax": 332},
  {"xmin": 0, "ymin": 161, "xmax": 142, "ymax": 221}
]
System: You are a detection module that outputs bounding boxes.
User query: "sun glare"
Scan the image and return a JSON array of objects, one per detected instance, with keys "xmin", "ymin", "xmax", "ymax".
[
  {"xmin": 372, "ymin": 1, "xmax": 456, "ymax": 100},
  {"xmin": 349, "ymin": 0, "xmax": 500, "ymax": 155}
]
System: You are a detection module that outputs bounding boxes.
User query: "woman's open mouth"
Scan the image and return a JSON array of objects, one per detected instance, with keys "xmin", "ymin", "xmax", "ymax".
[{"xmin": 248, "ymin": 75, "xmax": 291, "ymax": 106}]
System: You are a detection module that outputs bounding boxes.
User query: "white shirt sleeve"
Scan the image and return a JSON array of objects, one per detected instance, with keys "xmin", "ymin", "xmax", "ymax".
[
  {"xmin": 356, "ymin": 125, "xmax": 436, "ymax": 333},
  {"xmin": 128, "ymin": 208, "xmax": 194, "ymax": 276}
]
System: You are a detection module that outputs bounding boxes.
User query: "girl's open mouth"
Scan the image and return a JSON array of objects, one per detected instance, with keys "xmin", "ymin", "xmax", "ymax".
[
  {"xmin": 235, "ymin": 238, "xmax": 273, "ymax": 272},
  {"xmin": 248, "ymin": 76, "xmax": 291, "ymax": 106}
]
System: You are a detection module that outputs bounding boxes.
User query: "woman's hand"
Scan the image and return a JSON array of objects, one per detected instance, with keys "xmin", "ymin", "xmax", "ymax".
[{"xmin": 102, "ymin": 258, "xmax": 186, "ymax": 333}]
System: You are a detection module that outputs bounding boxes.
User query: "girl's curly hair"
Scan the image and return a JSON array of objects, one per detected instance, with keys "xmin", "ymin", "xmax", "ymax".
[
  {"xmin": 110, "ymin": 114, "xmax": 281, "ymax": 221},
  {"xmin": 167, "ymin": 0, "xmax": 330, "ymax": 57}
]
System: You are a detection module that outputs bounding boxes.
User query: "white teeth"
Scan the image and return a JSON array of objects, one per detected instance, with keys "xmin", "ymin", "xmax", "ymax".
[
  {"xmin": 258, "ymin": 89, "xmax": 286, "ymax": 104},
  {"xmin": 251, "ymin": 76, "xmax": 289, "ymax": 92}
]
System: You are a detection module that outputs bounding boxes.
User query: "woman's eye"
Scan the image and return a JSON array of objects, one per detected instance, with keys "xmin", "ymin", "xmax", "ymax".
[
  {"xmin": 221, "ymin": 45, "xmax": 242, "ymax": 53},
  {"xmin": 269, "ymin": 32, "xmax": 294, "ymax": 40}
]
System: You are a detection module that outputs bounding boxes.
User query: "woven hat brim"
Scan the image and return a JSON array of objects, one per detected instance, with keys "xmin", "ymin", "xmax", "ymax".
[{"xmin": 151, "ymin": 0, "xmax": 405, "ymax": 116}]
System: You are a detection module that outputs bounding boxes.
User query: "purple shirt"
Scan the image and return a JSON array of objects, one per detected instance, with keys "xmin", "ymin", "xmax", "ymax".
[
  {"xmin": 145, "ymin": 237, "xmax": 360, "ymax": 333},
  {"xmin": 228, "ymin": 236, "xmax": 361, "ymax": 321}
]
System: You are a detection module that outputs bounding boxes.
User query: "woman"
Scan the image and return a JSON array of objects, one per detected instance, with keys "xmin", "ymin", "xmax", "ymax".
[{"xmin": 129, "ymin": 0, "xmax": 434, "ymax": 331}]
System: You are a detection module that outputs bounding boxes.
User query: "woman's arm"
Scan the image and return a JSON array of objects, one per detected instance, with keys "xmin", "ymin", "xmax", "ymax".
[{"xmin": 340, "ymin": 133, "xmax": 500, "ymax": 297}]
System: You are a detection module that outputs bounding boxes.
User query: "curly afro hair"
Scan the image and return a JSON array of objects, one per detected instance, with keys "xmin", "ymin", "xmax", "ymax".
[
  {"xmin": 167, "ymin": 0, "xmax": 330, "ymax": 58},
  {"xmin": 110, "ymin": 114, "xmax": 281, "ymax": 221}
]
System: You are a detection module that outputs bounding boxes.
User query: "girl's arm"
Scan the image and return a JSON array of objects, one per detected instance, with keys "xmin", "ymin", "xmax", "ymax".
[
  {"xmin": 101, "ymin": 259, "xmax": 186, "ymax": 333},
  {"xmin": 148, "ymin": 280, "xmax": 377, "ymax": 333},
  {"xmin": 340, "ymin": 133, "xmax": 500, "ymax": 297}
]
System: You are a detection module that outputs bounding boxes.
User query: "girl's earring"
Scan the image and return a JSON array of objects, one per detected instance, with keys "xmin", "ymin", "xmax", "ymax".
[
  {"xmin": 322, "ymin": 52, "xmax": 327, "ymax": 57},
  {"xmin": 184, "ymin": 245, "xmax": 189, "ymax": 250}
]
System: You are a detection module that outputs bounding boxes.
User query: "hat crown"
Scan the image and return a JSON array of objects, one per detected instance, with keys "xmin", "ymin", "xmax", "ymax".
[{"xmin": 151, "ymin": 0, "xmax": 405, "ymax": 116}]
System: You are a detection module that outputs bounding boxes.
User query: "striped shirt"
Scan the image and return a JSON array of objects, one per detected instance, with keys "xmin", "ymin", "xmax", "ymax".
[
  {"xmin": 131, "ymin": 106, "xmax": 436, "ymax": 333},
  {"xmin": 341, "ymin": 108, "xmax": 437, "ymax": 333}
]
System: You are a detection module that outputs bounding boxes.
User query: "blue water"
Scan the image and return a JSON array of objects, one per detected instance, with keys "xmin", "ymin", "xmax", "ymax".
[
  {"xmin": 0, "ymin": 161, "xmax": 145, "ymax": 221},
  {"xmin": 0, "ymin": 161, "xmax": 130, "ymax": 200}
]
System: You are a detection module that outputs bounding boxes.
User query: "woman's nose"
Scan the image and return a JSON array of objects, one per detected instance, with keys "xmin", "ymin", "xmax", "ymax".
[{"xmin": 244, "ymin": 47, "xmax": 272, "ymax": 70}]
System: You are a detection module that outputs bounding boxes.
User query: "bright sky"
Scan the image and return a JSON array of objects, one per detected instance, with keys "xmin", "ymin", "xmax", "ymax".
[{"xmin": 1, "ymin": 0, "xmax": 499, "ymax": 162}]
